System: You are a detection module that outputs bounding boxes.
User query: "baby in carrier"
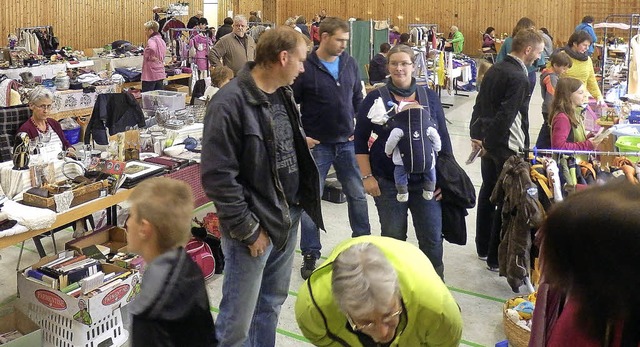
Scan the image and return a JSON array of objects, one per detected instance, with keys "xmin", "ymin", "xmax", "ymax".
[{"xmin": 384, "ymin": 102, "xmax": 441, "ymax": 202}]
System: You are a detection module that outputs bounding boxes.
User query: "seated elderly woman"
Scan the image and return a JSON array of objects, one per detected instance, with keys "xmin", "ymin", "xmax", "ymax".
[
  {"xmin": 295, "ymin": 236, "xmax": 462, "ymax": 346},
  {"xmin": 17, "ymin": 86, "xmax": 72, "ymax": 152}
]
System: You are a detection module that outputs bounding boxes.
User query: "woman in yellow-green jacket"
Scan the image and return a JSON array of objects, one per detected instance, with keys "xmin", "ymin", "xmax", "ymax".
[{"xmin": 295, "ymin": 236, "xmax": 462, "ymax": 346}]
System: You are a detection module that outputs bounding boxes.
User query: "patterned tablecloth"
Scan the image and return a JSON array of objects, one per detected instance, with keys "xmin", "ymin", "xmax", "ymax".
[{"xmin": 0, "ymin": 63, "xmax": 66, "ymax": 80}]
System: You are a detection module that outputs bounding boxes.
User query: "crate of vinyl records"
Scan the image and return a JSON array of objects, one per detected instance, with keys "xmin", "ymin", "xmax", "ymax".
[{"xmin": 17, "ymin": 250, "xmax": 139, "ymax": 347}]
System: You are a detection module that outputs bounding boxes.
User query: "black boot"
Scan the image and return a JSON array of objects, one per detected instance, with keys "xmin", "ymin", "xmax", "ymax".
[{"xmin": 300, "ymin": 254, "xmax": 317, "ymax": 280}]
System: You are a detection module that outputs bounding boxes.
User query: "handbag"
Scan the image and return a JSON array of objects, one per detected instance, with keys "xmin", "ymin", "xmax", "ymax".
[{"xmin": 185, "ymin": 238, "xmax": 215, "ymax": 280}]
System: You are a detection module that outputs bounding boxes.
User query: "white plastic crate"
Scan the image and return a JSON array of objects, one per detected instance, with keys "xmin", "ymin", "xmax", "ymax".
[
  {"xmin": 141, "ymin": 90, "xmax": 187, "ymax": 112},
  {"xmin": 28, "ymin": 303, "xmax": 128, "ymax": 347}
]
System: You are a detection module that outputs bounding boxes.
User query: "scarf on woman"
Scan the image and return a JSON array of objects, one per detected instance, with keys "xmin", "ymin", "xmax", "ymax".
[
  {"xmin": 386, "ymin": 77, "xmax": 417, "ymax": 98},
  {"xmin": 561, "ymin": 45, "xmax": 588, "ymax": 62}
]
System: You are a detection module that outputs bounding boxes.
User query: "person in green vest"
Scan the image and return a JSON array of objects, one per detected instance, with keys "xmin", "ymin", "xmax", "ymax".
[
  {"xmin": 448, "ymin": 25, "xmax": 464, "ymax": 53},
  {"xmin": 295, "ymin": 236, "xmax": 462, "ymax": 346}
]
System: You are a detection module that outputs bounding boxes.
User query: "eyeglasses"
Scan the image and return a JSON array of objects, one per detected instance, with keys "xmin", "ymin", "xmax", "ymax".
[
  {"xmin": 346, "ymin": 307, "xmax": 403, "ymax": 332},
  {"xmin": 34, "ymin": 104, "xmax": 53, "ymax": 110},
  {"xmin": 389, "ymin": 62, "xmax": 413, "ymax": 68}
]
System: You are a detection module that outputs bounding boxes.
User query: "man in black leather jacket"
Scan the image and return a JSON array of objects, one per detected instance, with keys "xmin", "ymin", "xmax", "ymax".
[
  {"xmin": 201, "ymin": 27, "xmax": 323, "ymax": 346},
  {"xmin": 469, "ymin": 28, "xmax": 544, "ymax": 271}
]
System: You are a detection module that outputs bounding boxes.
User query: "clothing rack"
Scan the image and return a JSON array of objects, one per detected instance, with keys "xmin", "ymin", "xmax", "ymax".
[
  {"xmin": 408, "ymin": 24, "xmax": 437, "ymax": 47},
  {"xmin": 597, "ymin": 14, "xmax": 640, "ymax": 99},
  {"xmin": 16, "ymin": 25, "xmax": 52, "ymax": 34},
  {"xmin": 523, "ymin": 148, "xmax": 640, "ymax": 157},
  {"xmin": 168, "ymin": 28, "xmax": 209, "ymax": 48},
  {"xmin": 247, "ymin": 22, "xmax": 274, "ymax": 27}
]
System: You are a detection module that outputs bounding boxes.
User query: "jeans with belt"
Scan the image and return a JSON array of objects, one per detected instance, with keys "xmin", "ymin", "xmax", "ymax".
[
  {"xmin": 299, "ymin": 141, "xmax": 371, "ymax": 259},
  {"xmin": 215, "ymin": 205, "xmax": 302, "ymax": 347}
]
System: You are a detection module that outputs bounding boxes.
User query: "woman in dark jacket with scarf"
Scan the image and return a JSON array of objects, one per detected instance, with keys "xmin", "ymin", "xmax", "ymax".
[{"xmin": 354, "ymin": 44, "xmax": 453, "ymax": 279}]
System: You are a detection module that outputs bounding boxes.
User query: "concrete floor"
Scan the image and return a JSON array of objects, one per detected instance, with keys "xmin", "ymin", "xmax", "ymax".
[{"xmin": 0, "ymin": 73, "xmax": 546, "ymax": 347}]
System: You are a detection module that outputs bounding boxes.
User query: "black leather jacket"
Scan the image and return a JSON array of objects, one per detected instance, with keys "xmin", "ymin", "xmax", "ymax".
[
  {"xmin": 469, "ymin": 55, "xmax": 531, "ymax": 151},
  {"xmin": 201, "ymin": 63, "xmax": 324, "ymax": 250}
]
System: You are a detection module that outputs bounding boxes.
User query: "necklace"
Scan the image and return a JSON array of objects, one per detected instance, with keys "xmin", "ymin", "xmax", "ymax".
[{"xmin": 30, "ymin": 117, "xmax": 48, "ymax": 133}]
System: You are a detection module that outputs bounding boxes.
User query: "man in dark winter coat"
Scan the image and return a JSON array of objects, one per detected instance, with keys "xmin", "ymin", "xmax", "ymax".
[
  {"xmin": 368, "ymin": 42, "xmax": 391, "ymax": 85},
  {"xmin": 470, "ymin": 28, "xmax": 544, "ymax": 271},
  {"xmin": 215, "ymin": 17, "xmax": 234, "ymax": 41},
  {"xmin": 201, "ymin": 27, "xmax": 324, "ymax": 346}
]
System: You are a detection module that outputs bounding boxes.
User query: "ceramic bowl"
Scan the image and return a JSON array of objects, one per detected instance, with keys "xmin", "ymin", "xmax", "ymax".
[{"xmin": 163, "ymin": 144, "xmax": 185, "ymax": 157}]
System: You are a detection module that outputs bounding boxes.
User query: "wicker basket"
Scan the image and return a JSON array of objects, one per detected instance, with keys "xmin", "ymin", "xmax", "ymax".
[
  {"xmin": 23, "ymin": 179, "xmax": 109, "ymax": 211},
  {"xmin": 503, "ymin": 297, "xmax": 532, "ymax": 347}
]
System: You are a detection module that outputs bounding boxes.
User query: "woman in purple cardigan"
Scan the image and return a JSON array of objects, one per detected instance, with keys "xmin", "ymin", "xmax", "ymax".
[
  {"xmin": 142, "ymin": 20, "xmax": 167, "ymax": 92},
  {"xmin": 17, "ymin": 86, "xmax": 72, "ymax": 150}
]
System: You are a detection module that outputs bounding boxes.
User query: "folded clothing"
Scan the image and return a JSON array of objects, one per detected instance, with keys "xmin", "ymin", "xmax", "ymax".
[{"xmin": 2, "ymin": 200, "xmax": 56, "ymax": 230}]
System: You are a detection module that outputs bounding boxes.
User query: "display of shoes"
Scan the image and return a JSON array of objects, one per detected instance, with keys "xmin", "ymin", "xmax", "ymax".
[{"xmin": 300, "ymin": 254, "xmax": 317, "ymax": 280}]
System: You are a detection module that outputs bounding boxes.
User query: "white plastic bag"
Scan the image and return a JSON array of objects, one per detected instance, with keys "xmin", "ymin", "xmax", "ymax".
[{"xmin": 367, "ymin": 97, "xmax": 390, "ymax": 125}]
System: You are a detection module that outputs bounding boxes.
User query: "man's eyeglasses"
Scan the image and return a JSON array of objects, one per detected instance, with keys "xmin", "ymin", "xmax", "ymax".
[
  {"xmin": 35, "ymin": 104, "xmax": 53, "ymax": 110},
  {"xmin": 389, "ymin": 62, "xmax": 413, "ymax": 68},
  {"xmin": 346, "ymin": 308, "xmax": 403, "ymax": 332}
]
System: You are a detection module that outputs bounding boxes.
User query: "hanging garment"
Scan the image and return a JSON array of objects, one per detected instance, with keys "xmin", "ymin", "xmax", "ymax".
[
  {"xmin": 491, "ymin": 155, "xmax": 545, "ymax": 292},
  {"xmin": 84, "ymin": 93, "xmax": 146, "ymax": 145},
  {"xmin": 190, "ymin": 34, "xmax": 213, "ymax": 71}
]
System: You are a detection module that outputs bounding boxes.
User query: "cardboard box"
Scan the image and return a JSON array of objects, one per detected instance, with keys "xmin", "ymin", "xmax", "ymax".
[
  {"xmin": 165, "ymin": 83, "xmax": 189, "ymax": 94},
  {"xmin": 0, "ymin": 307, "xmax": 42, "ymax": 347},
  {"xmin": 65, "ymin": 226, "xmax": 127, "ymax": 254},
  {"xmin": 17, "ymin": 251, "xmax": 139, "ymax": 324}
]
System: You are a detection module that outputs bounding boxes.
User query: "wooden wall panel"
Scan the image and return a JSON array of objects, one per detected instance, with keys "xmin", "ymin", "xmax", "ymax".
[
  {"xmin": 1, "ymin": 0, "xmax": 203, "ymax": 52},
  {"xmin": 2, "ymin": 0, "xmax": 638, "ymax": 55},
  {"xmin": 219, "ymin": 0, "xmax": 640, "ymax": 56}
]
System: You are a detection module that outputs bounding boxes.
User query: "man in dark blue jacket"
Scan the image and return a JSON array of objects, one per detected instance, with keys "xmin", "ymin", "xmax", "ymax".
[
  {"xmin": 469, "ymin": 28, "xmax": 544, "ymax": 272},
  {"xmin": 292, "ymin": 17, "xmax": 370, "ymax": 279},
  {"xmin": 369, "ymin": 42, "xmax": 391, "ymax": 85}
]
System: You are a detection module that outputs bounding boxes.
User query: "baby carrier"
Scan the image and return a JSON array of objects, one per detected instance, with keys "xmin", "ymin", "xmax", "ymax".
[{"xmin": 379, "ymin": 86, "xmax": 437, "ymax": 173}]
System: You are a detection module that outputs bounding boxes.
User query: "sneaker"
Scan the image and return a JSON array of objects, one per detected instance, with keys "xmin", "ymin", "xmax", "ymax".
[
  {"xmin": 396, "ymin": 193, "xmax": 409, "ymax": 202},
  {"xmin": 487, "ymin": 265, "xmax": 499, "ymax": 272},
  {"xmin": 300, "ymin": 254, "xmax": 317, "ymax": 280},
  {"xmin": 478, "ymin": 255, "xmax": 488, "ymax": 261},
  {"xmin": 423, "ymin": 190, "xmax": 434, "ymax": 200}
]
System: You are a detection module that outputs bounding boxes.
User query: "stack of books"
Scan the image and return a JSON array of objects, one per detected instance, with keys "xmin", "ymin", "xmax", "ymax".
[{"xmin": 22, "ymin": 252, "xmax": 133, "ymax": 298}]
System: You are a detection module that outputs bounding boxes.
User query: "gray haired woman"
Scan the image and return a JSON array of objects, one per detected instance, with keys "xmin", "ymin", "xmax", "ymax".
[
  {"xmin": 295, "ymin": 236, "xmax": 462, "ymax": 346},
  {"xmin": 17, "ymin": 86, "xmax": 72, "ymax": 150}
]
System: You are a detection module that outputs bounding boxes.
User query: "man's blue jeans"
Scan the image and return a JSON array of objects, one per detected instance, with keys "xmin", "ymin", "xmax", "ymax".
[
  {"xmin": 300, "ymin": 142, "xmax": 370, "ymax": 259},
  {"xmin": 215, "ymin": 206, "xmax": 301, "ymax": 347},
  {"xmin": 373, "ymin": 176, "xmax": 444, "ymax": 277}
]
